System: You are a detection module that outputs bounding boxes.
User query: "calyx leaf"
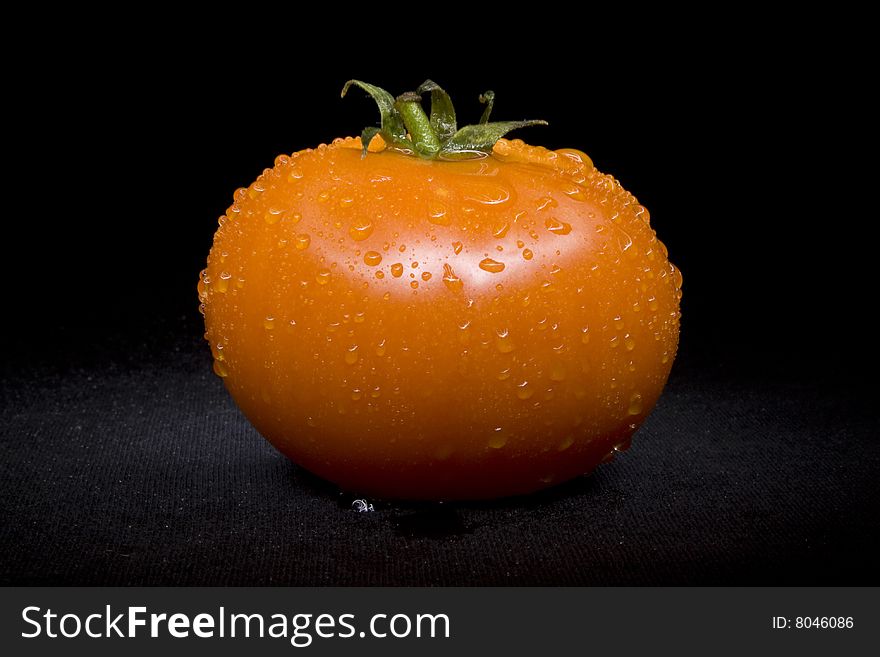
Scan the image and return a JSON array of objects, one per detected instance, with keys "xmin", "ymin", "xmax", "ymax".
[{"xmin": 342, "ymin": 79, "xmax": 545, "ymax": 159}]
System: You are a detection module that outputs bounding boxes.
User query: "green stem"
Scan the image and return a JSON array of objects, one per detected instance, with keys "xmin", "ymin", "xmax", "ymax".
[
  {"xmin": 395, "ymin": 93, "xmax": 441, "ymax": 158},
  {"xmin": 342, "ymin": 79, "xmax": 546, "ymax": 160}
]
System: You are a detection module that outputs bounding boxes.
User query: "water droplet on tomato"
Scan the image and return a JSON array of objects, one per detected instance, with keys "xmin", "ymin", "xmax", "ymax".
[
  {"xmin": 442, "ymin": 263, "xmax": 463, "ymax": 292},
  {"xmin": 628, "ymin": 393, "xmax": 643, "ymax": 415},
  {"xmin": 428, "ymin": 203, "xmax": 450, "ymax": 225},
  {"xmin": 344, "ymin": 345, "xmax": 359, "ymax": 365},
  {"xmin": 536, "ymin": 195, "xmax": 557, "ymax": 211},
  {"xmin": 263, "ymin": 316, "xmax": 275, "ymax": 330},
  {"xmin": 488, "ymin": 427, "xmax": 507, "ymax": 449},
  {"xmin": 492, "ymin": 221, "xmax": 510, "ymax": 238},
  {"xmin": 545, "ymin": 217, "xmax": 572, "ymax": 235},
  {"xmin": 625, "ymin": 335, "xmax": 636, "ymax": 351},
  {"xmin": 521, "ymin": 248, "xmax": 534, "ymax": 261},
  {"xmin": 452, "ymin": 241, "xmax": 463, "ymax": 255},
  {"xmin": 213, "ymin": 359, "xmax": 229, "ymax": 378},
  {"xmin": 264, "ymin": 208, "xmax": 284, "ymax": 224},
  {"xmin": 479, "ymin": 258, "xmax": 505, "ymax": 273},
  {"xmin": 516, "ymin": 381, "xmax": 534, "ymax": 400},
  {"xmin": 215, "ymin": 271, "xmax": 231, "ymax": 293},
  {"xmin": 364, "ymin": 251, "xmax": 382, "ymax": 266},
  {"xmin": 294, "ymin": 234, "xmax": 311, "ymax": 250},
  {"xmin": 316, "ymin": 268, "xmax": 331, "ymax": 285},
  {"xmin": 420, "ymin": 271, "xmax": 432, "ymax": 282},
  {"xmin": 494, "ymin": 329, "xmax": 515, "ymax": 353},
  {"xmin": 349, "ymin": 219, "xmax": 374, "ymax": 241},
  {"xmin": 563, "ymin": 186, "xmax": 588, "ymax": 202},
  {"xmin": 468, "ymin": 184, "xmax": 511, "ymax": 206}
]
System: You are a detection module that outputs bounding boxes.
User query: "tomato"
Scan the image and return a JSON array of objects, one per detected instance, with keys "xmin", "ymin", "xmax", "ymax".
[{"xmin": 198, "ymin": 81, "xmax": 681, "ymax": 500}]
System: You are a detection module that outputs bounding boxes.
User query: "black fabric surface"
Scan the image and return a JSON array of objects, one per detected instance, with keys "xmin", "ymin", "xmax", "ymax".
[
  {"xmin": 1, "ymin": 315, "xmax": 877, "ymax": 586},
  {"xmin": 3, "ymin": 19, "xmax": 876, "ymax": 586}
]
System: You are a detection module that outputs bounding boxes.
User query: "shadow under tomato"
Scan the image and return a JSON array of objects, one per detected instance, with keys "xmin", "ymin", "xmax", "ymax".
[{"xmin": 287, "ymin": 462, "xmax": 602, "ymax": 540}]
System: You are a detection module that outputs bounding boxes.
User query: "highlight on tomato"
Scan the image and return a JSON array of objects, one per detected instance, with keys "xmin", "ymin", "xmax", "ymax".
[{"xmin": 198, "ymin": 80, "xmax": 682, "ymax": 500}]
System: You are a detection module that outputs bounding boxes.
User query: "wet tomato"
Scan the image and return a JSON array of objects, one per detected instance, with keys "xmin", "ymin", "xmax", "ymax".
[{"xmin": 198, "ymin": 81, "xmax": 681, "ymax": 500}]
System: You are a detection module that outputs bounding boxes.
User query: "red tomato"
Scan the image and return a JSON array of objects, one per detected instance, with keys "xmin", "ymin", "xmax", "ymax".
[{"xmin": 198, "ymin": 81, "xmax": 681, "ymax": 499}]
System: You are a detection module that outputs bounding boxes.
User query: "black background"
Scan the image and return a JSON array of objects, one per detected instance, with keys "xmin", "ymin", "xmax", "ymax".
[{"xmin": 2, "ymin": 14, "xmax": 876, "ymax": 585}]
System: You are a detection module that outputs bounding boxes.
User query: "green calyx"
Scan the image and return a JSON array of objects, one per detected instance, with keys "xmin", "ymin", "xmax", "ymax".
[{"xmin": 341, "ymin": 79, "xmax": 547, "ymax": 160}]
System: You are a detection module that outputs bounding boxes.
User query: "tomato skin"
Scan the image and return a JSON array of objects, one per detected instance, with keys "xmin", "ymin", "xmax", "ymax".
[{"xmin": 200, "ymin": 137, "xmax": 681, "ymax": 500}]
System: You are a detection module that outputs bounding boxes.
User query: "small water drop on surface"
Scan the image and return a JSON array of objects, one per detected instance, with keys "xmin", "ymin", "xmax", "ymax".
[
  {"xmin": 317, "ymin": 190, "xmax": 330, "ymax": 203},
  {"xmin": 375, "ymin": 339, "xmax": 387, "ymax": 357},
  {"xmin": 545, "ymin": 217, "xmax": 572, "ymax": 235},
  {"xmin": 494, "ymin": 329, "xmax": 515, "ymax": 353},
  {"xmin": 536, "ymin": 195, "xmax": 558, "ymax": 211},
  {"xmin": 344, "ymin": 345, "xmax": 359, "ymax": 365},
  {"xmin": 410, "ymin": 280, "xmax": 419, "ymax": 289},
  {"xmin": 288, "ymin": 167, "xmax": 304, "ymax": 180},
  {"xmin": 625, "ymin": 335, "xmax": 636, "ymax": 351},
  {"xmin": 628, "ymin": 393, "xmax": 643, "ymax": 415},
  {"xmin": 479, "ymin": 258, "xmax": 505, "ymax": 273},
  {"xmin": 492, "ymin": 221, "xmax": 510, "ymax": 238},
  {"xmin": 428, "ymin": 203, "xmax": 450, "ymax": 225},
  {"xmin": 452, "ymin": 241, "xmax": 463, "ymax": 255},
  {"xmin": 364, "ymin": 251, "xmax": 383, "ymax": 266},
  {"xmin": 488, "ymin": 427, "xmax": 507, "ymax": 449},
  {"xmin": 421, "ymin": 271, "xmax": 432, "ymax": 282},
  {"xmin": 349, "ymin": 219, "xmax": 374, "ymax": 241},
  {"xmin": 294, "ymin": 234, "xmax": 311, "ymax": 250},
  {"xmin": 316, "ymin": 268, "xmax": 331, "ymax": 285},
  {"xmin": 264, "ymin": 209, "xmax": 283, "ymax": 224},
  {"xmin": 390, "ymin": 263, "xmax": 404, "ymax": 278},
  {"xmin": 516, "ymin": 381, "xmax": 534, "ymax": 400},
  {"xmin": 522, "ymin": 248, "xmax": 534, "ymax": 260},
  {"xmin": 263, "ymin": 316, "xmax": 275, "ymax": 330},
  {"xmin": 290, "ymin": 212, "xmax": 302, "ymax": 225},
  {"xmin": 442, "ymin": 263, "xmax": 463, "ymax": 292},
  {"xmin": 212, "ymin": 359, "xmax": 229, "ymax": 378},
  {"xmin": 614, "ymin": 315, "xmax": 625, "ymax": 330},
  {"xmin": 215, "ymin": 271, "xmax": 231, "ymax": 293},
  {"xmin": 563, "ymin": 185, "xmax": 588, "ymax": 202}
]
